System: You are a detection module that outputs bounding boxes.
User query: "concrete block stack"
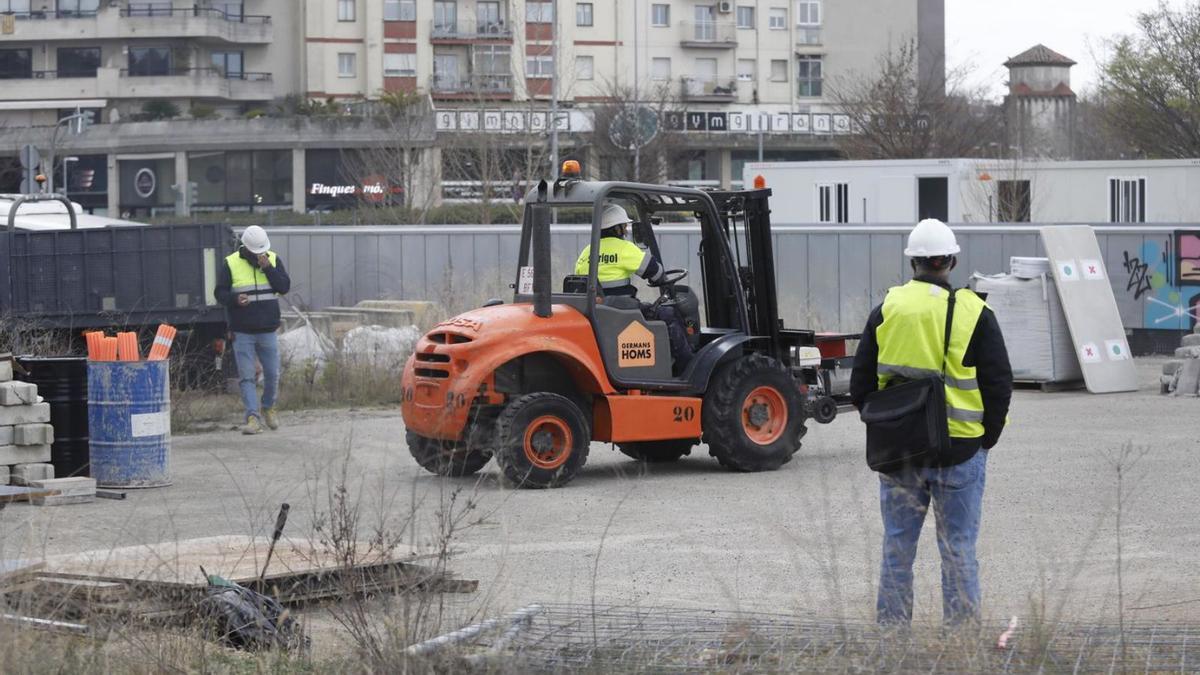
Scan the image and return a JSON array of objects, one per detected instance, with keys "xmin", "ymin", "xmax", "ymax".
[
  {"xmin": 0, "ymin": 358, "xmax": 56, "ymax": 484},
  {"xmin": 1161, "ymin": 329, "xmax": 1200, "ymax": 395}
]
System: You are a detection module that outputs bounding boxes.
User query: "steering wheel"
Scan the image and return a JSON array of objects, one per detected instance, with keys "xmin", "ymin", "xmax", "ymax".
[
  {"xmin": 650, "ymin": 268, "xmax": 688, "ymax": 288},
  {"xmin": 648, "ymin": 268, "xmax": 688, "ymax": 311}
]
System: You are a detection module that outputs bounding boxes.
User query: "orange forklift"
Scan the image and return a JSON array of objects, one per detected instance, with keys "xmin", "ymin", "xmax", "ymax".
[{"xmin": 400, "ymin": 164, "xmax": 851, "ymax": 488}]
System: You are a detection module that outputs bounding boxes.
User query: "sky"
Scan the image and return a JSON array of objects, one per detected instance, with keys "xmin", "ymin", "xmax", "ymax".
[{"xmin": 945, "ymin": 0, "xmax": 1181, "ymax": 101}]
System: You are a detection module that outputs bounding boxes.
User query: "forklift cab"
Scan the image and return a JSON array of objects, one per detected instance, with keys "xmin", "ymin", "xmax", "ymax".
[{"xmin": 516, "ymin": 169, "xmax": 759, "ymax": 393}]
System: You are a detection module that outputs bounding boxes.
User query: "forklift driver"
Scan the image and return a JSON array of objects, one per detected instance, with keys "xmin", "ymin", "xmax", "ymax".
[{"xmin": 575, "ymin": 203, "xmax": 694, "ymax": 371}]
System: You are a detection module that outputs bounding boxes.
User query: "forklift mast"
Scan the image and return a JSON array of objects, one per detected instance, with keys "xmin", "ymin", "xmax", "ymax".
[{"xmin": 709, "ymin": 188, "xmax": 785, "ymax": 361}]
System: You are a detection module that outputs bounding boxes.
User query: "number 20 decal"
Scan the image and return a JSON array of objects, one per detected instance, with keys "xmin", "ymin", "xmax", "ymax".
[{"xmin": 672, "ymin": 406, "xmax": 696, "ymax": 422}]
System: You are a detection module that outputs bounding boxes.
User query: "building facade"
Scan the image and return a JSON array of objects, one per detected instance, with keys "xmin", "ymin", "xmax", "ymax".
[{"xmin": 0, "ymin": 0, "xmax": 943, "ymax": 215}]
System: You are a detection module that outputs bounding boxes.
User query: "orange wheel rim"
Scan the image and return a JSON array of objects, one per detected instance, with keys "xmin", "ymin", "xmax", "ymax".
[
  {"xmin": 523, "ymin": 415, "xmax": 573, "ymax": 470},
  {"xmin": 742, "ymin": 386, "xmax": 788, "ymax": 445}
]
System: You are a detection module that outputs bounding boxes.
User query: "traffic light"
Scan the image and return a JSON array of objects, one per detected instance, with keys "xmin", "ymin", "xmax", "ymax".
[{"xmin": 188, "ymin": 181, "xmax": 198, "ymax": 207}]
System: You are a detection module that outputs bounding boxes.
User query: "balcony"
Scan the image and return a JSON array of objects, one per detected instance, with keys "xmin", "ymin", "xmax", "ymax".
[
  {"xmin": 0, "ymin": 70, "xmax": 105, "ymax": 100},
  {"xmin": 119, "ymin": 7, "xmax": 273, "ymax": 44},
  {"xmin": 430, "ymin": 18, "xmax": 512, "ymax": 43},
  {"xmin": 117, "ymin": 68, "xmax": 273, "ymax": 101},
  {"xmin": 796, "ymin": 27, "xmax": 822, "ymax": 46},
  {"xmin": 2, "ymin": 9, "xmax": 108, "ymax": 41},
  {"xmin": 679, "ymin": 21, "xmax": 737, "ymax": 48},
  {"xmin": 430, "ymin": 73, "xmax": 513, "ymax": 100},
  {"xmin": 681, "ymin": 77, "xmax": 737, "ymax": 102}
]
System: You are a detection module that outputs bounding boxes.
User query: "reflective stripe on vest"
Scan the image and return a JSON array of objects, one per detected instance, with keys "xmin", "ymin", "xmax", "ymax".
[
  {"xmin": 575, "ymin": 237, "xmax": 651, "ymax": 285},
  {"xmin": 226, "ymin": 250, "xmax": 278, "ymax": 303},
  {"xmin": 876, "ymin": 280, "xmax": 988, "ymax": 439}
]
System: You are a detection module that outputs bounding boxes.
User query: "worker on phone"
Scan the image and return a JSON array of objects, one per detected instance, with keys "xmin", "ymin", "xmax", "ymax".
[{"xmin": 214, "ymin": 225, "xmax": 291, "ymax": 435}]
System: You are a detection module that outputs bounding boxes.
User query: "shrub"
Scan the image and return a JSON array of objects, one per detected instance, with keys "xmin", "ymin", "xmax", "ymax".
[{"xmin": 140, "ymin": 100, "xmax": 181, "ymax": 121}]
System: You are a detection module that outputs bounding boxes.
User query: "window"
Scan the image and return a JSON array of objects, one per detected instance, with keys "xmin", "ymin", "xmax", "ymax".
[
  {"xmin": 0, "ymin": 49, "xmax": 31, "ymax": 79},
  {"xmin": 525, "ymin": 1, "xmax": 553, "ymax": 22},
  {"xmin": 768, "ymin": 7, "xmax": 786, "ymax": 29},
  {"xmin": 0, "ymin": 1, "xmax": 31, "ymax": 14},
  {"xmin": 384, "ymin": 53, "xmax": 416, "ymax": 77},
  {"xmin": 575, "ymin": 55, "xmax": 594, "ymax": 80},
  {"xmin": 213, "ymin": 2, "xmax": 242, "ymax": 20},
  {"xmin": 526, "ymin": 54, "xmax": 554, "ymax": 78},
  {"xmin": 651, "ymin": 57, "xmax": 671, "ymax": 81},
  {"xmin": 384, "ymin": 0, "xmax": 416, "ymax": 20},
  {"xmin": 433, "ymin": 0, "xmax": 456, "ymax": 32},
  {"xmin": 125, "ymin": 1, "xmax": 172, "ymax": 16},
  {"xmin": 796, "ymin": 0, "xmax": 820, "ymax": 25},
  {"xmin": 997, "ymin": 180, "xmax": 1031, "ymax": 222},
  {"xmin": 796, "ymin": 54, "xmax": 822, "ymax": 96},
  {"xmin": 56, "ymin": 47, "xmax": 100, "ymax": 78},
  {"xmin": 1109, "ymin": 177, "xmax": 1146, "ymax": 223},
  {"xmin": 57, "ymin": 0, "xmax": 100, "ymax": 16},
  {"xmin": 769, "ymin": 59, "xmax": 787, "ymax": 81},
  {"xmin": 576, "ymin": 2, "xmax": 593, "ymax": 26},
  {"xmin": 817, "ymin": 183, "xmax": 849, "ymax": 223},
  {"xmin": 211, "ymin": 51, "xmax": 244, "ymax": 78},
  {"xmin": 737, "ymin": 58, "xmax": 755, "ymax": 81},
  {"xmin": 651, "ymin": 3, "xmax": 670, "ymax": 26},
  {"xmin": 476, "ymin": 1, "xmax": 500, "ymax": 28},
  {"xmin": 337, "ymin": 0, "xmax": 355, "ymax": 21},
  {"xmin": 127, "ymin": 47, "xmax": 171, "ymax": 76},
  {"xmin": 736, "ymin": 6, "xmax": 754, "ymax": 28},
  {"xmin": 338, "ymin": 52, "xmax": 356, "ymax": 78}
]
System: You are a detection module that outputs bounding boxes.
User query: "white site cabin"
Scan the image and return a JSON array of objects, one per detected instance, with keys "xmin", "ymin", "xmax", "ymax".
[{"xmin": 745, "ymin": 158, "xmax": 1200, "ymax": 225}]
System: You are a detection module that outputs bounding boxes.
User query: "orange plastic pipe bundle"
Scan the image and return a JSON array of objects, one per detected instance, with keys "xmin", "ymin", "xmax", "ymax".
[
  {"xmin": 148, "ymin": 325, "xmax": 177, "ymax": 361},
  {"xmin": 85, "ymin": 331, "xmax": 103, "ymax": 360},
  {"xmin": 117, "ymin": 332, "xmax": 140, "ymax": 361},
  {"xmin": 102, "ymin": 336, "xmax": 118, "ymax": 361}
]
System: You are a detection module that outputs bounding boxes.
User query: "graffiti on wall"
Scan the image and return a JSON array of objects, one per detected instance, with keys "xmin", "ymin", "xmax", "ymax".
[{"xmin": 1122, "ymin": 233, "xmax": 1200, "ymax": 330}]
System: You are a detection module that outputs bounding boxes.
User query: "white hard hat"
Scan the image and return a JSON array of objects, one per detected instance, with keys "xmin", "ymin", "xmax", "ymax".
[
  {"xmin": 241, "ymin": 225, "xmax": 271, "ymax": 254},
  {"xmin": 601, "ymin": 203, "xmax": 633, "ymax": 230},
  {"xmin": 904, "ymin": 218, "xmax": 960, "ymax": 257}
]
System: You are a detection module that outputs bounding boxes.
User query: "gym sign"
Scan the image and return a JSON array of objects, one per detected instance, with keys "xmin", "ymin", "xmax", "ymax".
[{"xmin": 434, "ymin": 107, "xmax": 854, "ymax": 136}]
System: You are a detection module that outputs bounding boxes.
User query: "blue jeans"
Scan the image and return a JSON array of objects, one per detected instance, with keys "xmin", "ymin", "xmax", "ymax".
[
  {"xmin": 877, "ymin": 449, "xmax": 988, "ymax": 625},
  {"xmin": 233, "ymin": 331, "xmax": 280, "ymax": 421}
]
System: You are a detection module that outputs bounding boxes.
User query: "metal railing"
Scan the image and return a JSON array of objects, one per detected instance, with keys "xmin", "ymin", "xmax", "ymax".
[
  {"xmin": 430, "ymin": 17, "xmax": 512, "ymax": 40},
  {"xmin": 681, "ymin": 77, "xmax": 738, "ymax": 100},
  {"xmin": 431, "ymin": 73, "xmax": 513, "ymax": 94},
  {"xmin": 2, "ymin": 9, "xmax": 99, "ymax": 19},
  {"xmin": 119, "ymin": 67, "xmax": 272, "ymax": 81},
  {"xmin": 120, "ymin": 6, "xmax": 271, "ymax": 23},
  {"xmin": 680, "ymin": 20, "xmax": 737, "ymax": 45}
]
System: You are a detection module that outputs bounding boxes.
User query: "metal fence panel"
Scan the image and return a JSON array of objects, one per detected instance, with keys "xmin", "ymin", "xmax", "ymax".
[{"xmin": 264, "ymin": 224, "xmax": 1191, "ymax": 332}]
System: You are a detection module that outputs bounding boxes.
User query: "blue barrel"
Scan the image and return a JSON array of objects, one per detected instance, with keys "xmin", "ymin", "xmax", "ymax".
[{"xmin": 87, "ymin": 361, "xmax": 171, "ymax": 488}]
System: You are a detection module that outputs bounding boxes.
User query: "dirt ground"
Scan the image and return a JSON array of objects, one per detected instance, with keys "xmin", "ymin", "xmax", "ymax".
[{"xmin": 1, "ymin": 358, "xmax": 1196, "ymax": 651}]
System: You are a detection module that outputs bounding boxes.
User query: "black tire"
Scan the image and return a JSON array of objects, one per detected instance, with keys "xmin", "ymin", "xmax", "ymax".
[
  {"xmin": 702, "ymin": 354, "xmax": 806, "ymax": 472},
  {"xmin": 494, "ymin": 392, "xmax": 590, "ymax": 488},
  {"xmin": 618, "ymin": 439, "xmax": 695, "ymax": 463},
  {"xmin": 407, "ymin": 430, "xmax": 492, "ymax": 477}
]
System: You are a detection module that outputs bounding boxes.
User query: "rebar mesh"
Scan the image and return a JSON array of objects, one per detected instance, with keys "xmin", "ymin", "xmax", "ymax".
[{"xmin": 473, "ymin": 604, "xmax": 1199, "ymax": 673}]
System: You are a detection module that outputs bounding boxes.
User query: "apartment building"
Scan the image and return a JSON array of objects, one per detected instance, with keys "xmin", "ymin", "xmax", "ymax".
[{"xmin": 0, "ymin": 0, "xmax": 942, "ymax": 214}]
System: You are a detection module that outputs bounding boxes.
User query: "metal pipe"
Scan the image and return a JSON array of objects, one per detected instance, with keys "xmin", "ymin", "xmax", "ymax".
[
  {"xmin": 0, "ymin": 613, "xmax": 90, "ymax": 636},
  {"xmin": 7, "ymin": 193, "xmax": 78, "ymax": 231},
  {"xmin": 405, "ymin": 604, "xmax": 543, "ymax": 657}
]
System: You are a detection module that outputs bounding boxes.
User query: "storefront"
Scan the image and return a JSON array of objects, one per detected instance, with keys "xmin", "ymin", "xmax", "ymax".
[
  {"xmin": 117, "ymin": 157, "xmax": 176, "ymax": 218},
  {"xmin": 189, "ymin": 149, "xmax": 292, "ymax": 212},
  {"xmin": 305, "ymin": 149, "xmax": 405, "ymax": 210}
]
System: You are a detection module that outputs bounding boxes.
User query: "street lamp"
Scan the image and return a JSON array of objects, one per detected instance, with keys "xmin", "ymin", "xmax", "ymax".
[{"xmin": 61, "ymin": 156, "xmax": 79, "ymax": 196}]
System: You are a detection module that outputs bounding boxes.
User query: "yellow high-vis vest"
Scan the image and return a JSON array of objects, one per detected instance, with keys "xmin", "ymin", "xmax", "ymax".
[
  {"xmin": 226, "ymin": 251, "xmax": 279, "ymax": 304},
  {"xmin": 575, "ymin": 237, "xmax": 651, "ymax": 291},
  {"xmin": 876, "ymin": 280, "xmax": 987, "ymax": 439}
]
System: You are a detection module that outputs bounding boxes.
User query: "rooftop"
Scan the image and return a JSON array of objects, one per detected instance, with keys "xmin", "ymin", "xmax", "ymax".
[{"xmin": 1004, "ymin": 44, "xmax": 1077, "ymax": 68}]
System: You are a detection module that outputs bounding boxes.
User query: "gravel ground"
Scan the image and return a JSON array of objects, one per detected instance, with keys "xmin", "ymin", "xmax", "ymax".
[{"xmin": 1, "ymin": 357, "xmax": 1196, "ymax": 646}]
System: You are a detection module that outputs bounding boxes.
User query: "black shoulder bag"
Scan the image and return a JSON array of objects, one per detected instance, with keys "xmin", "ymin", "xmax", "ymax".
[{"xmin": 860, "ymin": 290, "xmax": 956, "ymax": 473}]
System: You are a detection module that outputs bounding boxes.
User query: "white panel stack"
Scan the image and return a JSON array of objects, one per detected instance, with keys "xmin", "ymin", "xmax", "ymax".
[{"xmin": 972, "ymin": 258, "xmax": 1082, "ymax": 383}]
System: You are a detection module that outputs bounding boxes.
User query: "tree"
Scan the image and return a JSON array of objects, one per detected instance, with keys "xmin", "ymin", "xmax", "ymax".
[
  {"xmin": 338, "ymin": 91, "xmax": 439, "ymax": 221},
  {"xmin": 828, "ymin": 41, "xmax": 1001, "ymax": 159},
  {"xmin": 587, "ymin": 82, "xmax": 685, "ymax": 184},
  {"xmin": 1096, "ymin": 1, "xmax": 1200, "ymax": 158}
]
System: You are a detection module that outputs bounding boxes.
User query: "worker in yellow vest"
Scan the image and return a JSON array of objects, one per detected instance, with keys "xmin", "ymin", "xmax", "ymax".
[
  {"xmin": 850, "ymin": 218, "xmax": 1013, "ymax": 626},
  {"xmin": 575, "ymin": 203, "xmax": 693, "ymax": 370},
  {"xmin": 214, "ymin": 225, "xmax": 291, "ymax": 435}
]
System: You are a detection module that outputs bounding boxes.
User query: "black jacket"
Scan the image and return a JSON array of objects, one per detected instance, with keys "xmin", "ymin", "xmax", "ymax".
[
  {"xmin": 213, "ymin": 247, "xmax": 291, "ymax": 334},
  {"xmin": 850, "ymin": 275, "xmax": 1014, "ymax": 466}
]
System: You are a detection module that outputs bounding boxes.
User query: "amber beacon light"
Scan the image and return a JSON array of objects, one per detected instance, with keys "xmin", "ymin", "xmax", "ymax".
[
  {"xmin": 753, "ymin": 175, "xmax": 767, "ymax": 189},
  {"xmin": 561, "ymin": 160, "xmax": 581, "ymax": 178}
]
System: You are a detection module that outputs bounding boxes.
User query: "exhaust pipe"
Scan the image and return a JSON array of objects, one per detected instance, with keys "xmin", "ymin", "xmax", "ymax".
[{"xmin": 531, "ymin": 187, "xmax": 552, "ymax": 318}]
